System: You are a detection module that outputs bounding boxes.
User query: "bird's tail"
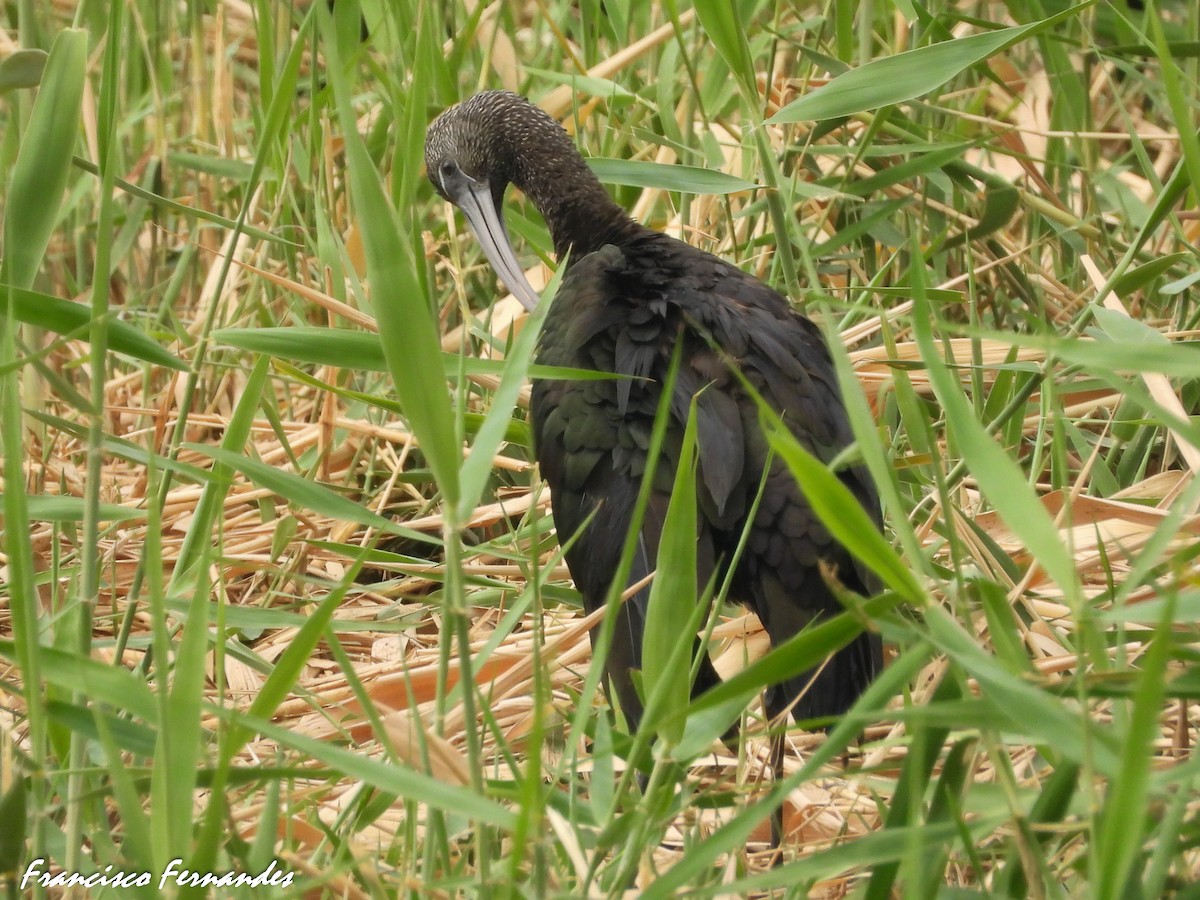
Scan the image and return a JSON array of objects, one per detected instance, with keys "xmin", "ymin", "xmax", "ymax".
[{"xmin": 766, "ymin": 629, "xmax": 882, "ymax": 725}]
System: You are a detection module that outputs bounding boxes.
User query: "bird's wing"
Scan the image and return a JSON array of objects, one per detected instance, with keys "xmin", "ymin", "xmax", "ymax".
[
  {"xmin": 538, "ymin": 241, "xmax": 880, "ymax": 595},
  {"xmin": 531, "ymin": 243, "xmax": 881, "ymax": 722},
  {"xmin": 681, "ymin": 267, "xmax": 888, "ymax": 578},
  {"xmin": 529, "ymin": 246, "xmax": 726, "ymax": 727},
  {"xmin": 666, "ymin": 264, "xmax": 884, "ymax": 718}
]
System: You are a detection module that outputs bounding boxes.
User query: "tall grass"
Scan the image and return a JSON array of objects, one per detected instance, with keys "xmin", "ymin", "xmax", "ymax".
[{"xmin": 1, "ymin": 0, "xmax": 1198, "ymax": 896}]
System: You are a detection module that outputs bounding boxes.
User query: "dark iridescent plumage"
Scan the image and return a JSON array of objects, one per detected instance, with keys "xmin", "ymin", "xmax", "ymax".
[{"xmin": 425, "ymin": 90, "xmax": 881, "ymax": 737}]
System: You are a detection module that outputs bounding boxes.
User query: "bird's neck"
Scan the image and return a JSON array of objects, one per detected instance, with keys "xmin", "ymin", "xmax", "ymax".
[{"xmin": 511, "ymin": 140, "xmax": 643, "ymax": 264}]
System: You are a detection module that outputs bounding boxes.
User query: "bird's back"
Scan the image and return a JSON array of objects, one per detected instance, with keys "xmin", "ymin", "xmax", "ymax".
[{"xmin": 531, "ymin": 232, "xmax": 881, "ymax": 726}]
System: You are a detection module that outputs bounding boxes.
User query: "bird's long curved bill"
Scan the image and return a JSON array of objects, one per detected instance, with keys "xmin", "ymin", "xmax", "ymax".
[{"xmin": 452, "ymin": 179, "xmax": 543, "ymax": 313}]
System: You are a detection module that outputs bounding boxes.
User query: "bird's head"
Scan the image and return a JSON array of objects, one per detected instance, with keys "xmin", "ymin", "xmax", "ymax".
[
  {"xmin": 425, "ymin": 92, "xmax": 543, "ymax": 311},
  {"xmin": 425, "ymin": 92, "xmax": 517, "ymax": 207}
]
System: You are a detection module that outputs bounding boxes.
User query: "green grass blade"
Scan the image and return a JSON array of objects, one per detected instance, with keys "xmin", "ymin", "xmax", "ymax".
[
  {"xmin": 0, "ymin": 29, "xmax": 86, "ymax": 289},
  {"xmin": 13, "ymin": 494, "xmax": 145, "ymax": 522},
  {"xmin": 169, "ymin": 356, "xmax": 272, "ymax": 589},
  {"xmin": 210, "ymin": 708, "xmax": 517, "ymax": 830},
  {"xmin": 866, "ymin": 674, "xmax": 961, "ymax": 899},
  {"xmin": 0, "ymin": 640, "xmax": 158, "ymax": 724},
  {"xmin": 765, "ymin": 419, "xmax": 925, "ymax": 604},
  {"xmin": 457, "ymin": 264, "xmax": 560, "ymax": 520},
  {"xmin": 183, "ymin": 444, "xmax": 436, "ymax": 543},
  {"xmin": 0, "ymin": 777, "xmax": 27, "ymax": 881},
  {"xmin": 908, "ymin": 260, "xmax": 1081, "ymax": 608},
  {"xmin": 588, "ymin": 157, "xmax": 758, "ymax": 193},
  {"xmin": 215, "ymin": 325, "xmax": 622, "ymax": 383},
  {"xmin": 769, "ymin": 3, "xmax": 1096, "ymax": 123},
  {"xmin": 674, "ymin": 592, "xmax": 902, "ymax": 743},
  {"xmin": 993, "ymin": 761, "xmax": 1081, "ymax": 897},
  {"xmin": 691, "ymin": 0, "xmax": 759, "ymax": 99},
  {"xmin": 91, "ymin": 710, "xmax": 155, "ymax": 870},
  {"xmin": 320, "ymin": 3, "xmax": 461, "ymax": 511},
  {"xmin": 1, "ymin": 28, "xmax": 88, "ymax": 878},
  {"xmin": 641, "ymin": 400, "xmax": 699, "ymax": 746},
  {"xmin": 0, "ymin": 283, "xmax": 185, "ymax": 370},
  {"xmin": 1148, "ymin": 7, "xmax": 1200, "ymax": 209},
  {"xmin": 189, "ymin": 558, "xmax": 374, "ymax": 875},
  {"xmin": 0, "ymin": 49, "xmax": 46, "ymax": 91},
  {"xmin": 922, "ymin": 605, "xmax": 1119, "ymax": 773},
  {"xmin": 700, "ymin": 817, "xmax": 1009, "ymax": 896},
  {"xmin": 70, "ymin": 156, "xmax": 292, "ymax": 247},
  {"xmin": 1094, "ymin": 594, "xmax": 1176, "ymax": 899}
]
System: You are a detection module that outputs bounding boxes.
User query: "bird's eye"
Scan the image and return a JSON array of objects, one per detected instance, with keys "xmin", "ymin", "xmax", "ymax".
[{"xmin": 439, "ymin": 160, "xmax": 457, "ymax": 179}]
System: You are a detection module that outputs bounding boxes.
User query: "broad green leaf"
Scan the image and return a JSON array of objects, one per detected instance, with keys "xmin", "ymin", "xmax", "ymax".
[
  {"xmin": 767, "ymin": 421, "xmax": 925, "ymax": 604},
  {"xmin": 215, "ymin": 326, "xmax": 388, "ymax": 368},
  {"xmin": 1161, "ymin": 269, "xmax": 1200, "ymax": 296},
  {"xmin": 675, "ymin": 592, "xmax": 901, "ymax": 739},
  {"xmin": 1111, "ymin": 252, "xmax": 1189, "ymax": 298},
  {"xmin": 0, "ymin": 49, "xmax": 47, "ymax": 92},
  {"xmin": 47, "ymin": 700, "xmax": 159, "ymax": 758},
  {"xmin": 458, "ymin": 264, "xmax": 560, "ymax": 520},
  {"xmin": 1, "ymin": 283, "xmax": 187, "ymax": 371},
  {"xmin": 1, "ymin": 29, "xmax": 87, "ymax": 289},
  {"xmin": 1, "ymin": 32, "xmax": 89, "ymax": 812},
  {"xmin": 168, "ymin": 151, "xmax": 257, "ymax": 181},
  {"xmin": 692, "ymin": 0, "xmax": 758, "ymax": 99},
  {"xmin": 814, "ymin": 198, "xmax": 911, "ymax": 255},
  {"xmin": 184, "ymin": 444, "xmax": 436, "ymax": 544},
  {"xmin": 909, "ymin": 267, "xmax": 1081, "ymax": 606},
  {"xmin": 12, "ymin": 494, "xmax": 146, "ymax": 523},
  {"xmin": 1051, "ymin": 332, "xmax": 1200, "ymax": 377},
  {"xmin": 923, "ymin": 606, "xmax": 1120, "ymax": 774},
  {"xmin": 769, "ymin": 3, "xmax": 1095, "ymax": 123},
  {"xmin": 215, "ymin": 326, "xmax": 622, "ymax": 381},
  {"xmin": 589, "ymin": 158, "xmax": 758, "ymax": 194},
  {"xmin": 0, "ymin": 776, "xmax": 27, "ymax": 879},
  {"xmin": 0, "ymin": 640, "xmax": 158, "ymax": 723},
  {"xmin": 842, "ymin": 142, "xmax": 977, "ymax": 197},
  {"xmin": 1095, "ymin": 596, "xmax": 1175, "ymax": 900},
  {"xmin": 701, "ymin": 817, "xmax": 1008, "ymax": 896},
  {"xmin": 322, "ymin": 5, "xmax": 461, "ymax": 509},
  {"xmin": 1099, "ymin": 593, "xmax": 1200, "ymax": 624},
  {"xmin": 641, "ymin": 400, "xmax": 700, "ymax": 746},
  {"xmin": 526, "ymin": 67, "xmax": 638, "ymax": 101},
  {"xmin": 209, "ymin": 707, "xmax": 517, "ymax": 830},
  {"xmin": 957, "ymin": 172, "xmax": 1019, "ymax": 245},
  {"xmin": 1092, "ymin": 305, "xmax": 1172, "ymax": 347}
]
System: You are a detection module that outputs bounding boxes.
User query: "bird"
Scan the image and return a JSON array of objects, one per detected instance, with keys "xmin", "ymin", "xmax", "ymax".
[{"xmin": 425, "ymin": 90, "xmax": 881, "ymax": 752}]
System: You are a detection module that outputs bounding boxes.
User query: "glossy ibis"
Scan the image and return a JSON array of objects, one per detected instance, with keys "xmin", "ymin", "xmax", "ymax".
[{"xmin": 425, "ymin": 90, "xmax": 881, "ymax": 749}]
